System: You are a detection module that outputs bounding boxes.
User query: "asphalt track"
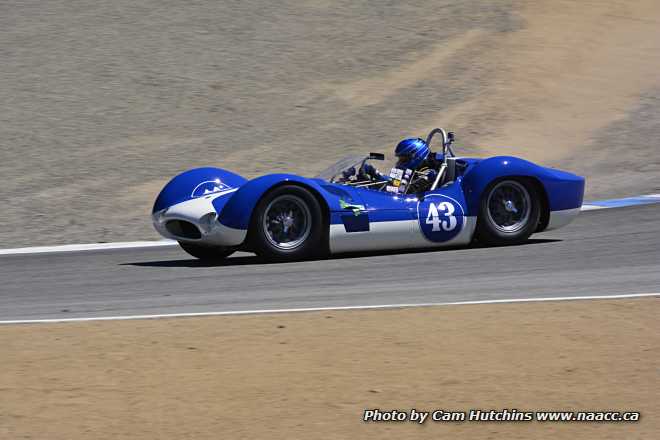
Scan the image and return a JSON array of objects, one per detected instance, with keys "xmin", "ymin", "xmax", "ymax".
[{"xmin": 0, "ymin": 204, "xmax": 659, "ymax": 322}]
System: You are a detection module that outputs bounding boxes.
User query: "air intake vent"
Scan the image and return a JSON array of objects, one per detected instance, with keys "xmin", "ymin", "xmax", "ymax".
[{"xmin": 165, "ymin": 220, "xmax": 202, "ymax": 239}]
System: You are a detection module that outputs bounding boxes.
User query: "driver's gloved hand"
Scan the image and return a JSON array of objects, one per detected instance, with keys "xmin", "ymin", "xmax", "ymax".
[
  {"xmin": 424, "ymin": 169, "xmax": 438, "ymax": 182},
  {"xmin": 362, "ymin": 163, "xmax": 381, "ymax": 179},
  {"xmin": 341, "ymin": 167, "xmax": 357, "ymax": 181}
]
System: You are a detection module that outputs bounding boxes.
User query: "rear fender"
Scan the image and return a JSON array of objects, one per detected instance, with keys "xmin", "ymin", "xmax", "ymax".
[{"xmin": 461, "ymin": 156, "xmax": 584, "ymax": 215}]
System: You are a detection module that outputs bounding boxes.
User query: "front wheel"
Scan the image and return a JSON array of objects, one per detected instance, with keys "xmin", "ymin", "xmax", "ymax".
[
  {"xmin": 475, "ymin": 179, "xmax": 540, "ymax": 246},
  {"xmin": 249, "ymin": 185, "xmax": 325, "ymax": 261},
  {"xmin": 178, "ymin": 242, "xmax": 235, "ymax": 261}
]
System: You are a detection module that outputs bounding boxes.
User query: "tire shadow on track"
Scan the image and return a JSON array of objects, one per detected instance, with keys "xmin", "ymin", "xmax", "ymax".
[{"xmin": 122, "ymin": 238, "xmax": 561, "ymax": 268}]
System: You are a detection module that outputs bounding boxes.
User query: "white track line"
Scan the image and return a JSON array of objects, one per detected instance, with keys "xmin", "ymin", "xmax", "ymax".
[
  {"xmin": 0, "ymin": 240, "xmax": 177, "ymax": 256},
  {"xmin": 1, "ymin": 293, "xmax": 657, "ymax": 325},
  {"xmin": 1, "ymin": 193, "xmax": 659, "ymax": 256},
  {"xmin": 579, "ymin": 205, "xmax": 605, "ymax": 211}
]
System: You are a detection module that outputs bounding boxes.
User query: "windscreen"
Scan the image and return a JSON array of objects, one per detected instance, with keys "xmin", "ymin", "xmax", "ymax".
[{"xmin": 314, "ymin": 155, "xmax": 365, "ymax": 182}]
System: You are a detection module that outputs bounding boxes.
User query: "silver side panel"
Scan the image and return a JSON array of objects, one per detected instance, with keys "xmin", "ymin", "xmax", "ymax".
[
  {"xmin": 329, "ymin": 217, "xmax": 476, "ymax": 254},
  {"xmin": 201, "ymin": 222, "xmax": 248, "ymax": 246},
  {"xmin": 546, "ymin": 208, "xmax": 581, "ymax": 231}
]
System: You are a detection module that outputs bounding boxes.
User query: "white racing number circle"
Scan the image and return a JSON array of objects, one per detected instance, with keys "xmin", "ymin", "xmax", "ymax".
[{"xmin": 417, "ymin": 194, "xmax": 465, "ymax": 243}]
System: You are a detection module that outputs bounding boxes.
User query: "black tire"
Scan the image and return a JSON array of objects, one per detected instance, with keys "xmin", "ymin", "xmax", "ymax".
[
  {"xmin": 475, "ymin": 178, "xmax": 541, "ymax": 246},
  {"xmin": 178, "ymin": 242, "xmax": 235, "ymax": 261},
  {"xmin": 249, "ymin": 185, "xmax": 325, "ymax": 261}
]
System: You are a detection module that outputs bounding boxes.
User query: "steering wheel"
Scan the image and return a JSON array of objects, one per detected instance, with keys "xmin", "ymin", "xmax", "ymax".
[
  {"xmin": 357, "ymin": 152, "xmax": 385, "ymax": 181},
  {"xmin": 357, "ymin": 158, "xmax": 372, "ymax": 181}
]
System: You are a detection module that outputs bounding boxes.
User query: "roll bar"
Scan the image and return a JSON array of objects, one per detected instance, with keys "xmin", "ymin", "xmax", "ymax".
[
  {"xmin": 425, "ymin": 128, "xmax": 455, "ymax": 159},
  {"xmin": 426, "ymin": 128, "xmax": 456, "ymax": 191}
]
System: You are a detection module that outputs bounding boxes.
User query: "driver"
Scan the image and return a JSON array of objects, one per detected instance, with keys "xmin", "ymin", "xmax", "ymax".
[
  {"xmin": 392, "ymin": 137, "xmax": 439, "ymax": 193},
  {"xmin": 341, "ymin": 137, "xmax": 438, "ymax": 193}
]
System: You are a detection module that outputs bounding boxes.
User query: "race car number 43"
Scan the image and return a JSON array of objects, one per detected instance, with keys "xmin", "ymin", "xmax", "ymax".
[
  {"xmin": 426, "ymin": 202, "xmax": 457, "ymax": 232},
  {"xmin": 418, "ymin": 195, "xmax": 465, "ymax": 243}
]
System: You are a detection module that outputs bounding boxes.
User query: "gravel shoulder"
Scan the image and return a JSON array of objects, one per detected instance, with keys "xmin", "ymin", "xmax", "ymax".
[{"xmin": 1, "ymin": 298, "xmax": 657, "ymax": 439}]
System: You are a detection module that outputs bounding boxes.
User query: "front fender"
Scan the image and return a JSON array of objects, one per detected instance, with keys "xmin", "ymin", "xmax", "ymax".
[
  {"xmin": 216, "ymin": 174, "xmax": 366, "ymax": 230},
  {"xmin": 152, "ymin": 167, "xmax": 247, "ymax": 213}
]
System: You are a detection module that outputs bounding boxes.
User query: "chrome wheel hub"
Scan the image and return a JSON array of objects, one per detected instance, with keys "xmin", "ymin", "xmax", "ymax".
[{"xmin": 504, "ymin": 200, "xmax": 518, "ymax": 213}]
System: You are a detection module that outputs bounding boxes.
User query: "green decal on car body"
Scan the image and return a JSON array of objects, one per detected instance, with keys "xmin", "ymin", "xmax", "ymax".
[{"xmin": 339, "ymin": 199, "xmax": 366, "ymax": 216}]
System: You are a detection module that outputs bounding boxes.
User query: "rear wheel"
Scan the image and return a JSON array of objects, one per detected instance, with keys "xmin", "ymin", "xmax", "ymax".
[
  {"xmin": 249, "ymin": 185, "xmax": 324, "ymax": 261},
  {"xmin": 475, "ymin": 179, "xmax": 540, "ymax": 245},
  {"xmin": 178, "ymin": 242, "xmax": 235, "ymax": 261}
]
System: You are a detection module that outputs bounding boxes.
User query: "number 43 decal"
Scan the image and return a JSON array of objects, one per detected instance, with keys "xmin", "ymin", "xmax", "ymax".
[
  {"xmin": 425, "ymin": 202, "xmax": 457, "ymax": 232},
  {"xmin": 418, "ymin": 195, "xmax": 465, "ymax": 243}
]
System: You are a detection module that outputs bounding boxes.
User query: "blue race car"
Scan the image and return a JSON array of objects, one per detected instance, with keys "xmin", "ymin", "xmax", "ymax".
[{"xmin": 152, "ymin": 128, "xmax": 584, "ymax": 261}]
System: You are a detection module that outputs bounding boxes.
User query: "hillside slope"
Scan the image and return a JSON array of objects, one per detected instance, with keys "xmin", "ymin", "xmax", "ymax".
[{"xmin": 1, "ymin": 0, "xmax": 659, "ymax": 246}]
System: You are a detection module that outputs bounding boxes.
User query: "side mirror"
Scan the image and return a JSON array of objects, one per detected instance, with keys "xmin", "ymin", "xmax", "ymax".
[
  {"xmin": 447, "ymin": 132, "xmax": 455, "ymax": 144},
  {"xmin": 369, "ymin": 152, "xmax": 385, "ymax": 161}
]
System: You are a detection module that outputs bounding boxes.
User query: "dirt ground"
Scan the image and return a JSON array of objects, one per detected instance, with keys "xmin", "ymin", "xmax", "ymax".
[
  {"xmin": 1, "ymin": 0, "xmax": 660, "ymax": 247},
  {"xmin": 0, "ymin": 297, "xmax": 657, "ymax": 439}
]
